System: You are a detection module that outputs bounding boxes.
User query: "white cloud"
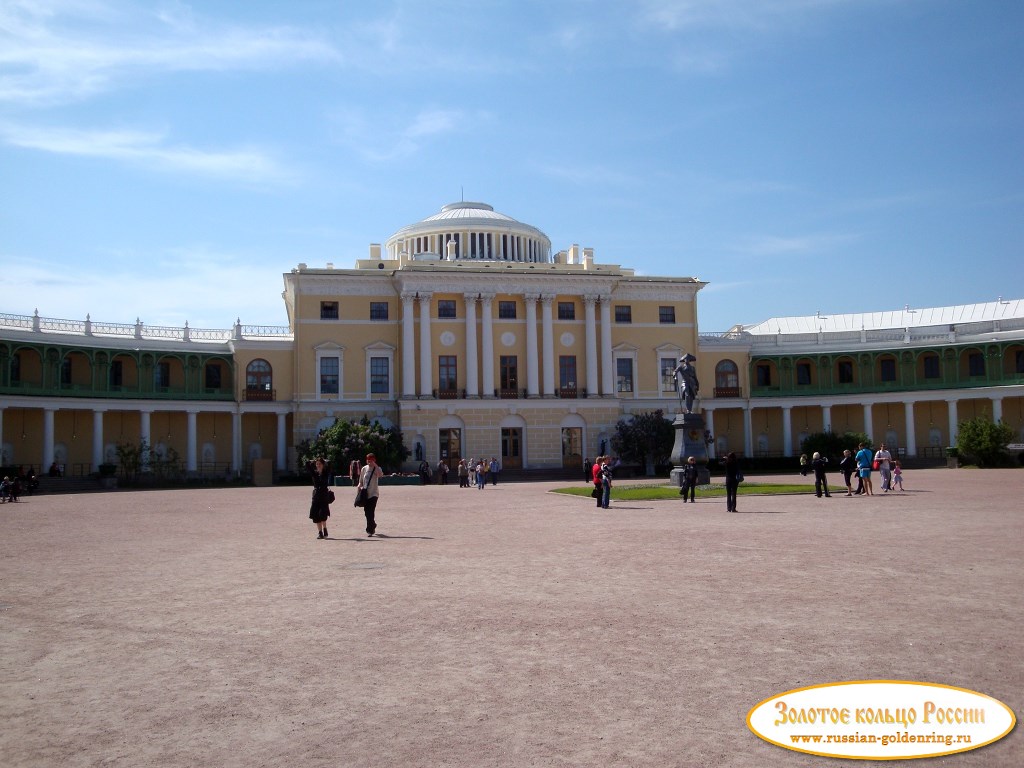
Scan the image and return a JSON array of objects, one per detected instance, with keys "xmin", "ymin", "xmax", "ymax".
[
  {"xmin": 0, "ymin": 121, "xmax": 299, "ymax": 184},
  {"xmin": 334, "ymin": 107, "xmax": 475, "ymax": 163},
  {"xmin": 731, "ymin": 231, "xmax": 857, "ymax": 256}
]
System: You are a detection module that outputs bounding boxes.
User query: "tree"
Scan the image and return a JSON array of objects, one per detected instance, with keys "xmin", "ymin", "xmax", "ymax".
[
  {"xmin": 800, "ymin": 431, "xmax": 871, "ymax": 462},
  {"xmin": 956, "ymin": 417, "xmax": 1015, "ymax": 467},
  {"xmin": 610, "ymin": 410, "xmax": 674, "ymax": 476},
  {"xmin": 115, "ymin": 439, "xmax": 180, "ymax": 484},
  {"xmin": 297, "ymin": 416, "xmax": 409, "ymax": 474}
]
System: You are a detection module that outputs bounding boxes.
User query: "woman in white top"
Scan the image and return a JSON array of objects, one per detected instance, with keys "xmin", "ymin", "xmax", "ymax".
[{"xmin": 358, "ymin": 453, "xmax": 384, "ymax": 536}]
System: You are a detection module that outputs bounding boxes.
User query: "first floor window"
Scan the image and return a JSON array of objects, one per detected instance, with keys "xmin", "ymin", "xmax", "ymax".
[
  {"xmin": 659, "ymin": 306, "xmax": 676, "ymax": 324},
  {"xmin": 615, "ymin": 305, "xmax": 632, "ymax": 323},
  {"xmin": 557, "ymin": 301, "xmax": 575, "ymax": 320},
  {"xmin": 247, "ymin": 359, "xmax": 272, "ymax": 392},
  {"xmin": 370, "ymin": 357, "xmax": 389, "ymax": 394},
  {"xmin": 661, "ymin": 358, "xmax": 676, "ymax": 392},
  {"xmin": 796, "ymin": 362, "xmax": 812, "ymax": 385},
  {"xmin": 320, "ymin": 357, "xmax": 339, "ymax": 394},
  {"xmin": 880, "ymin": 357, "xmax": 897, "ymax": 382},
  {"xmin": 369, "ymin": 302, "xmax": 388, "ymax": 320},
  {"xmin": 837, "ymin": 360, "xmax": 854, "ymax": 384},
  {"xmin": 498, "ymin": 301, "xmax": 517, "ymax": 319},
  {"xmin": 10, "ymin": 353, "xmax": 20, "ymax": 383},
  {"xmin": 500, "ymin": 356, "xmax": 518, "ymax": 390},
  {"xmin": 205, "ymin": 363, "xmax": 222, "ymax": 389},
  {"xmin": 320, "ymin": 301, "xmax": 339, "ymax": 319},
  {"xmin": 923, "ymin": 354, "xmax": 940, "ymax": 379},
  {"xmin": 756, "ymin": 363, "xmax": 772, "ymax": 387},
  {"xmin": 61, "ymin": 357, "xmax": 72, "ymax": 386},
  {"xmin": 616, "ymin": 358, "xmax": 634, "ymax": 393},
  {"xmin": 110, "ymin": 359, "xmax": 123, "ymax": 387},
  {"xmin": 437, "ymin": 299, "xmax": 456, "ymax": 319},
  {"xmin": 155, "ymin": 361, "xmax": 170, "ymax": 389},
  {"xmin": 439, "ymin": 356, "xmax": 458, "ymax": 391},
  {"xmin": 968, "ymin": 352, "xmax": 985, "ymax": 376},
  {"xmin": 559, "ymin": 356, "xmax": 577, "ymax": 389},
  {"xmin": 1016, "ymin": 350, "xmax": 1024, "ymax": 373}
]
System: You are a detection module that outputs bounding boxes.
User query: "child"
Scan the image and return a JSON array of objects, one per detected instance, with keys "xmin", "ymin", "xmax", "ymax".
[{"xmin": 891, "ymin": 462, "xmax": 904, "ymax": 491}]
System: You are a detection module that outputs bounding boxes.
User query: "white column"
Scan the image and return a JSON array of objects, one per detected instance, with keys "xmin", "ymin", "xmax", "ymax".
[
  {"xmin": 743, "ymin": 406, "xmax": 753, "ymax": 457},
  {"xmin": 704, "ymin": 409, "xmax": 716, "ymax": 459},
  {"xmin": 904, "ymin": 401, "xmax": 917, "ymax": 457},
  {"xmin": 186, "ymin": 410, "xmax": 198, "ymax": 472},
  {"xmin": 863, "ymin": 403, "xmax": 874, "ymax": 440},
  {"xmin": 464, "ymin": 293, "xmax": 479, "ymax": 398},
  {"xmin": 418, "ymin": 292, "xmax": 433, "ymax": 397},
  {"xmin": 947, "ymin": 399, "xmax": 959, "ymax": 445},
  {"xmin": 43, "ymin": 408, "xmax": 55, "ymax": 470},
  {"xmin": 140, "ymin": 409, "xmax": 152, "ymax": 469},
  {"xmin": 599, "ymin": 296, "xmax": 613, "ymax": 397},
  {"xmin": 277, "ymin": 412, "xmax": 287, "ymax": 471},
  {"xmin": 92, "ymin": 408, "xmax": 105, "ymax": 472},
  {"xmin": 232, "ymin": 410, "xmax": 242, "ymax": 473},
  {"xmin": 992, "ymin": 397, "xmax": 1003, "ymax": 423},
  {"xmin": 480, "ymin": 294, "xmax": 495, "ymax": 397},
  {"xmin": 822, "ymin": 405, "xmax": 832, "ymax": 433},
  {"xmin": 401, "ymin": 293, "xmax": 417, "ymax": 397},
  {"xmin": 540, "ymin": 294, "xmax": 555, "ymax": 396},
  {"xmin": 584, "ymin": 296, "xmax": 599, "ymax": 397},
  {"xmin": 524, "ymin": 293, "xmax": 539, "ymax": 397},
  {"xmin": 782, "ymin": 406, "xmax": 793, "ymax": 458}
]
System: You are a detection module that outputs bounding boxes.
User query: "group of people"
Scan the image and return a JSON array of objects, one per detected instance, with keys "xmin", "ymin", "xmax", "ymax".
[
  {"xmin": 1, "ymin": 468, "xmax": 38, "ymax": 502},
  {"xmin": 833, "ymin": 443, "xmax": 905, "ymax": 496},
  {"xmin": 457, "ymin": 457, "xmax": 500, "ymax": 489},
  {"xmin": 591, "ymin": 456, "xmax": 614, "ymax": 508},
  {"xmin": 308, "ymin": 454, "xmax": 384, "ymax": 539}
]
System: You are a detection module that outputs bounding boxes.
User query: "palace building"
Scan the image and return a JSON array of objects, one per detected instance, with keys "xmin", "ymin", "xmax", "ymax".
[{"xmin": 2, "ymin": 201, "xmax": 1022, "ymax": 476}]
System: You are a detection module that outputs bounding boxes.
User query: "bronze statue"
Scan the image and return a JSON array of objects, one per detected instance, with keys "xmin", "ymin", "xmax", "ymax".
[{"xmin": 673, "ymin": 353, "xmax": 699, "ymax": 413}]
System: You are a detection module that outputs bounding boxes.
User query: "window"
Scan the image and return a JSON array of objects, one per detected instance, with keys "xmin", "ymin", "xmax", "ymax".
[
  {"xmin": 498, "ymin": 301, "xmax": 517, "ymax": 319},
  {"xmin": 557, "ymin": 301, "xmax": 575, "ymax": 320},
  {"xmin": 923, "ymin": 354, "xmax": 940, "ymax": 379},
  {"xmin": 880, "ymin": 357, "xmax": 897, "ymax": 382},
  {"xmin": 716, "ymin": 360, "xmax": 739, "ymax": 389},
  {"xmin": 320, "ymin": 301, "xmax": 339, "ymax": 320},
  {"xmin": 155, "ymin": 361, "xmax": 170, "ymax": 389},
  {"xmin": 370, "ymin": 357, "xmax": 389, "ymax": 394},
  {"xmin": 205, "ymin": 363, "xmax": 222, "ymax": 389},
  {"xmin": 246, "ymin": 359, "xmax": 272, "ymax": 392},
  {"xmin": 796, "ymin": 362, "xmax": 812, "ymax": 386},
  {"xmin": 1016, "ymin": 350, "xmax": 1024, "ymax": 374},
  {"xmin": 659, "ymin": 306, "xmax": 676, "ymax": 324},
  {"xmin": 616, "ymin": 358, "xmax": 634, "ymax": 393},
  {"xmin": 837, "ymin": 360, "xmax": 854, "ymax": 384},
  {"xmin": 559, "ymin": 356, "xmax": 577, "ymax": 389},
  {"xmin": 756, "ymin": 363, "xmax": 772, "ymax": 387},
  {"xmin": 10, "ymin": 353, "xmax": 20, "ymax": 383},
  {"xmin": 110, "ymin": 359, "xmax": 122, "ymax": 387},
  {"xmin": 968, "ymin": 352, "xmax": 985, "ymax": 377},
  {"xmin": 61, "ymin": 357, "xmax": 72, "ymax": 386},
  {"xmin": 320, "ymin": 357, "xmax": 339, "ymax": 394},
  {"xmin": 500, "ymin": 356, "xmax": 518, "ymax": 390},
  {"xmin": 615, "ymin": 305, "xmax": 632, "ymax": 323},
  {"xmin": 370, "ymin": 302, "xmax": 388, "ymax": 321},
  {"xmin": 437, "ymin": 299, "xmax": 456, "ymax": 319},
  {"xmin": 661, "ymin": 358, "xmax": 676, "ymax": 392},
  {"xmin": 439, "ymin": 356, "xmax": 458, "ymax": 390}
]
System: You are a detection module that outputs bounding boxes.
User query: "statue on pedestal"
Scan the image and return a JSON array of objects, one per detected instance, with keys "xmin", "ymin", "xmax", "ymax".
[{"xmin": 673, "ymin": 353, "xmax": 699, "ymax": 414}]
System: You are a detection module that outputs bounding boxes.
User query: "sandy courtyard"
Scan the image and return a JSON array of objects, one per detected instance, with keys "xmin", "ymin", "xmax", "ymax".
[{"xmin": 1, "ymin": 469, "xmax": 1020, "ymax": 767}]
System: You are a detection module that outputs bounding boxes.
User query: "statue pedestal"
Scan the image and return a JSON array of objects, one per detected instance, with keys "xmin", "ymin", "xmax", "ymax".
[{"xmin": 669, "ymin": 412, "xmax": 711, "ymax": 487}]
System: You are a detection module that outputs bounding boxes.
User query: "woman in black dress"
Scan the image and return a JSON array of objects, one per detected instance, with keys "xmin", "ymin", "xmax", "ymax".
[
  {"xmin": 722, "ymin": 452, "xmax": 741, "ymax": 513},
  {"xmin": 308, "ymin": 457, "xmax": 332, "ymax": 539}
]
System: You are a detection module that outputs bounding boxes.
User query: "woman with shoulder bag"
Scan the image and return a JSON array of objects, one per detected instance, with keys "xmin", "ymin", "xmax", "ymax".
[
  {"xmin": 308, "ymin": 457, "xmax": 332, "ymax": 539},
  {"xmin": 358, "ymin": 453, "xmax": 384, "ymax": 537}
]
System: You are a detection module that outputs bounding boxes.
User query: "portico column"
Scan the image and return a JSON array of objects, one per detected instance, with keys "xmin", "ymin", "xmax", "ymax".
[
  {"xmin": 904, "ymin": 401, "xmax": 917, "ymax": 457},
  {"xmin": 992, "ymin": 397, "xmax": 1003, "ymax": 424},
  {"xmin": 418, "ymin": 292, "xmax": 433, "ymax": 397},
  {"xmin": 540, "ymin": 294, "xmax": 555, "ymax": 397},
  {"xmin": 822, "ymin": 405, "xmax": 832, "ymax": 433},
  {"xmin": 947, "ymin": 399, "xmax": 959, "ymax": 445},
  {"xmin": 92, "ymin": 408, "xmax": 106, "ymax": 472},
  {"xmin": 480, "ymin": 294, "xmax": 495, "ymax": 398},
  {"xmin": 584, "ymin": 296, "xmax": 599, "ymax": 397},
  {"xmin": 863, "ymin": 403, "xmax": 873, "ymax": 439},
  {"xmin": 277, "ymin": 412, "xmax": 287, "ymax": 471},
  {"xmin": 232, "ymin": 410, "xmax": 242, "ymax": 473},
  {"xmin": 599, "ymin": 296, "xmax": 613, "ymax": 397},
  {"xmin": 524, "ymin": 293, "xmax": 539, "ymax": 397},
  {"xmin": 742, "ymin": 406, "xmax": 753, "ymax": 457},
  {"xmin": 401, "ymin": 293, "xmax": 417, "ymax": 397},
  {"xmin": 782, "ymin": 406, "xmax": 793, "ymax": 458},
  {"xmin": 186, "ymin": 410, "xmax": 198, "ymax": 473},
  {"xmin": 704, "ymin": 409, "xmax": 716, "ymax": 458},
  {"xmin": 464, "ymin": 294, "xmax": 479, "ymax": 398},
  {"xmin": 140, "ymin": 409, "xmax": 152, "ymax": 469},
  {"xmin": 43, "ymin": 408, "xmax": 55, "ymax": 471}
]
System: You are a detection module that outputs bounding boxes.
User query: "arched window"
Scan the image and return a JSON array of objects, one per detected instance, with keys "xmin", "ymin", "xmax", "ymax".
[
  {"xmin": 715, "ymin": 360, "xmax": 740, "ymax": 397},
  {"xmin": 246, "ymin": 359, "xmax": 273, "ymax": 400}
]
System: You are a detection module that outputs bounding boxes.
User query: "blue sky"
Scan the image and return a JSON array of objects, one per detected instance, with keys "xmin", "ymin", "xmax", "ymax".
[{"xmin": 1, "ymin": 0, "xmax": 1022, "ymax": 332}]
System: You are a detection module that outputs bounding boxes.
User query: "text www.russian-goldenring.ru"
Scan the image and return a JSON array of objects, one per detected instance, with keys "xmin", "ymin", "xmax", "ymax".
[{"xmin": 790, "ymin": 732, "xmax": 972, "ymax": 747}]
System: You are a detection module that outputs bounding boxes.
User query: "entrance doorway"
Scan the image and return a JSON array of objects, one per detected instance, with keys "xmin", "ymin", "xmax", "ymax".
[
  {"xmin": 561, "ymin": 426, "xmax": 582, "ymax": 470},
  {"xmin": 438, "ymin": 428, "xmax": 461, "ymax": 470},
  {"xmin": 501, "ymin": 427, "xmax": 522, "ymax": 469}
]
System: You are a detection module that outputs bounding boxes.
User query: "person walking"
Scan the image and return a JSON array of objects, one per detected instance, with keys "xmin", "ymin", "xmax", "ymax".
[
  {"xmin": 679, "ymin": 456, "xmax": 699, "ymax": 503},
  {"xmin": 583, "ymin": 457, "xmax": 591, "ymax": 482},
  {"xmin": 874, "ymin": 443, "xmax": 893, "ymax": 492},
  {"xmin": 811, "ymin": 451, "xmax": 831, "ymax": 498},
  {"xmin": 722, "ymin": 452, "xmax": 741, "ymax": 512},
  {"xmin": 475, "ymin": 460, "xmax": 487, "ymax": 489},
  {"xmin": 349, "ymin": 459, "xmax": 360, "ymax": 486},
  {"xmin": 891, "ymin": 461, "xmax": 905, "ymax": 491},
  {"xmin": 598, "ymin": 456, "xmax": 612, "ymax": 509},
  {"xmin": 489, "ymin": 457, "xmax": 500, "ymax": 485},
  {"xmin": 799, "ymin": 453, "xmax": 809, "ymax": 477},
  {"xmin": 855, "ymin": 442, "xmax": 874, "ymax": 496},
  {"xmin": 839, "ymin": 449, "xmax": 856, "ymax": 496},
  {"xmin": 436, "ymin": 459, "xmax": 449, "ymax": 485},
  {"xmin": 307, "ymin": 457, "xmax": 332, "ymax": 539},
  {"xmin": 457, "ymin": 458, "xmax": 469, "ymax": 488},
  {"xmin": 592, "ymin": 456, "xmax": 604, "ymax": 508},
  {"xmin": 358, "ymin": 453, "xmax": 384, "ymax": 536}
]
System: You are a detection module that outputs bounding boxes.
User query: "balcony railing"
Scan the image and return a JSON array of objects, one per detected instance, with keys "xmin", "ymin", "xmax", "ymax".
[
  {"xmin": 244, "ymin": 388, "xmax": 276, "ymax": 401},
  {"xmin": 497, "ymin": 388, "xmax": 526, "ymax": 399},
  {"xmin": 713, "ymin": 386, "xmax": 742, "ymax": 398},
  {"xmin": 434, "ymin": 388, "xmax": 465, "ymax": 400}
]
